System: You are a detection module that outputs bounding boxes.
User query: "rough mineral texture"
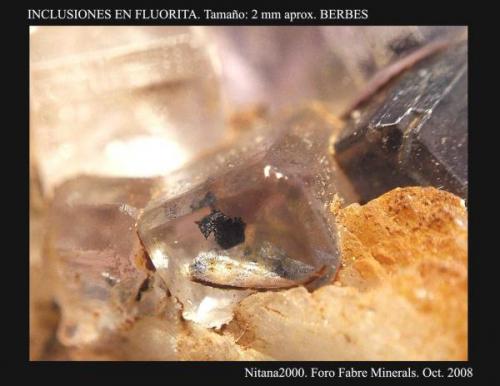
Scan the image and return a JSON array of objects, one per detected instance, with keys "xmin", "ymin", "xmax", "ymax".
[{"xmin": 184, "ymin": 186, "xmax": 467, "ymax": 360}]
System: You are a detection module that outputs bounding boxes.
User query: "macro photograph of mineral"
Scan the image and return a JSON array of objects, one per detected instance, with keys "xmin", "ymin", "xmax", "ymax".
[{"xmin": 29, "ymin": 26, "xmax": 468, "ymax": 361}]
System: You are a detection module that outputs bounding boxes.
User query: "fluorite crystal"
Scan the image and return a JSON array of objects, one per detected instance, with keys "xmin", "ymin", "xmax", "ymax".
[
  {"xmin": 46, "ymin": 176, "xmax": 164, "ymax": 346},
  {"xmin": 138, "ymin": 106, "xmax": 355, "ymax": 328},
  {"xmin": 30, "ymin": 27, "xmax": 226, "ymax": 196}
]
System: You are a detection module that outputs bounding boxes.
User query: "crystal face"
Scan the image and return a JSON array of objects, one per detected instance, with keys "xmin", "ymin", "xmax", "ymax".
[
  {"xmin": 142, "ymin": 170, "xmax": 337, "ymax": 289},
  {"xmin": 137, "ymin": 107, "xmax": 349, "ymax": 327},
  {"xmin": 46, "ymin": 176, "xmax": 161, "ymax": 345},
  {"xmin": 334, "ymin": 39, "xmax": 468, "ymax": 202},
  {"xmin": 30, "ymin": 27, "xmax": 226, "ymax": 196}
]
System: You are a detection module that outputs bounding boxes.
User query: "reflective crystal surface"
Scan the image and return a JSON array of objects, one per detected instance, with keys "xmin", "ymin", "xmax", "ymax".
[
  {"xmin": 138, "ymin": 107, "xmax": 354, "ymax": 328},
  {"xmin": 334, "ymin": 38, "xmax": 468, "ymax": 202},
  {"xmin": 46, "ymin": 176, "xmax": 162, "ymax": 345}
]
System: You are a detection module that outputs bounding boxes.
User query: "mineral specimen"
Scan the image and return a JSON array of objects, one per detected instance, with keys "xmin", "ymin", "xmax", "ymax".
[
  {"xmin": 30, "ymin": 26, "xmax": 468, "ymax": 361},
  {"xmin": 210, "ymin": 26, "xmax": 465, "ymax": 113},
  {"xmin": 49, "ymin": 186, "xmax": 465, "ymax": 361},
  {"xmin": 137, "ymin": 106, "xmax": 356, "ymax": 328},
  {"xmin": 220, "ymin": 187, "xmax": 467, "ymax": 361},
  {"xmin": 195, "ymin": 207, "xmax": 246, "ymax": 250},
  {"xmin": 334, "ymin": 37, "xmax": 468, "ymax": 202},
  {"xmin": 45, "ymin": 176, "xmax": 164, "ymax": 346},
  {"xmin": 30, "ymin": 27, "xmax": 226, "ymax": 196}
]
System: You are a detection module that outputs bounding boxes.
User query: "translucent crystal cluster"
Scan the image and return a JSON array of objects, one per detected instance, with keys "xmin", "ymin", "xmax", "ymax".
[{"xmin": 29, "ymin": 27, "xmax": 468, "ymax": 360}]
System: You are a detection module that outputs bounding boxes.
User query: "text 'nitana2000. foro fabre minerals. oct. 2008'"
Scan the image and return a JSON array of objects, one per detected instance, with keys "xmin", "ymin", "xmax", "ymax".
[{"xmin": 29, "ymin": 26, "xmax": 468, "ymax": 361}]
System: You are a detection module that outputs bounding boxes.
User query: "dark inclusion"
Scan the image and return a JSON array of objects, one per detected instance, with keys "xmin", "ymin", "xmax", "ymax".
[{"xmin": 196, "ymin": 209, "xmax": 246, "ymax": 249}]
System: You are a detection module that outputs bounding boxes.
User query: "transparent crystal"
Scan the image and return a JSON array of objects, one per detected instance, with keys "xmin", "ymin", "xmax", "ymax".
[
  {"xmin": 30, "ymin": 27, "xmax": 226, "ymax": 196},
  {"xmin": 138, "ymin": 107, "xmax": 354, "ymax": 328},
  {"xmin": 46, "ymin": 176, "xmax": 162, "ymax": 346}
]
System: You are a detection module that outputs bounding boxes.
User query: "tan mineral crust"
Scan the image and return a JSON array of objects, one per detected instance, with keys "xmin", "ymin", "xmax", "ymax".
[{"xmin": 31, "ymin": 186, "xmax": 467, "ymax": 360}]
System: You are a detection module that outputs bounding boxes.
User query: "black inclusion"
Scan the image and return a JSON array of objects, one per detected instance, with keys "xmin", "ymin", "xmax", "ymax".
[{"xmin": 196, "ymin": 209, "xmax": 246, "ymax": 249}]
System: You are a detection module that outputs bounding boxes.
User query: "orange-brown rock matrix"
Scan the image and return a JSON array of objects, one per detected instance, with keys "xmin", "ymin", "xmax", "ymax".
[{"xmin": 218, "ymin": 187, "xmax": 467, "ymax": 360}]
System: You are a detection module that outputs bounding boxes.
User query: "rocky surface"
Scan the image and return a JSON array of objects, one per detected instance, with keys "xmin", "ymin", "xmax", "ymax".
[{"xmin": 221, "ymin": 187, "xmax": 467, "ymax": 360}]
